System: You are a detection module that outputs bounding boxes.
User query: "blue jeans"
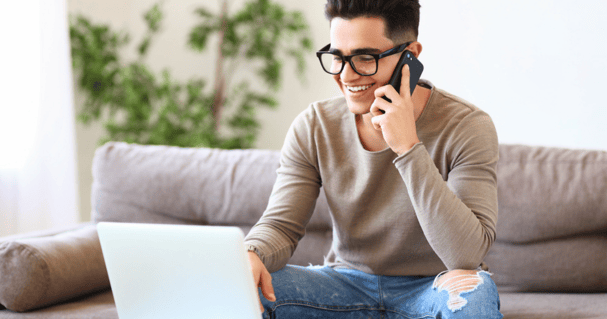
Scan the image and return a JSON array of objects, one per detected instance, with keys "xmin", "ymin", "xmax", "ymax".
[{"xmin": 259, "ymin": 265, "xmax": 502, "ymax": 319}]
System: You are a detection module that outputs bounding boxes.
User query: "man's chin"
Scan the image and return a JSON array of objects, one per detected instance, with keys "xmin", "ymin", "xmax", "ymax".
[{"xmin": 346, "ymin": 100, "xmax": 372, "ymax": 115}]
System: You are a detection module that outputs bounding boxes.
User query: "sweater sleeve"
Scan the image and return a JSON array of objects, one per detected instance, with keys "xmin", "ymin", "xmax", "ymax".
[
  {"xmin": 244, "ymin": 106, "xmax": 321, "ymax": 273},
  {"xmin": 394, "ymin": 110, "xmax": 499, "ymax": 270}
]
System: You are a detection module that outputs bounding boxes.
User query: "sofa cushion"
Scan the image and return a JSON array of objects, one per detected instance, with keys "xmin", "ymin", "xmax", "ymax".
[
  {"xmin": 0, "ymin": 290, "xmax": 117, "ymax": 319},
  {"xmin": 91, "ymin": 142, "xmax": 333, "ymax": 230},
  {"xmin": 485, "ymin": 235, "xmax": 607, "ymax": 292},
  {"xmin": 0, "ymin": 225, "xmax": 109, "ymax": 312},
  {"xmin": 496, "ymin": 144, "xmax": 607, "ymax": 243},
  {"xmin": 499, "ymin": 291, "xmax": 607, "ymax": 318},
  {"xmin": 491, "ymin": 144, "xmax": 607, "ymax": 292}
]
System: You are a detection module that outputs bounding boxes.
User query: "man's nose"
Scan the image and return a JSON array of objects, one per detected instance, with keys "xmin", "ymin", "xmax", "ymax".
[{"xmin": 340, "ymin": 61, "xmax": 361, "ymax": 82}]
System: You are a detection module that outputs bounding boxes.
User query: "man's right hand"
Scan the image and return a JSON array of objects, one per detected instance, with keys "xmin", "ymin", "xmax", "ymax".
[{"xmin": 248, "ymin": 251, "xmax": 276, "ymax": 313}]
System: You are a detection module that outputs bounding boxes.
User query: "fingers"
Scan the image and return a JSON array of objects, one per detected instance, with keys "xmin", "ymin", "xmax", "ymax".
[
  {"xmin": 372, "ymin": 86, "xmax": 399, "ymax": 116},
  {"xmin": 257, "ymin": 268, "xmax": 275, "ymax": 313},
  {"xmin": 371, "ymin": 87, "xmax": 396, "ymax": 130},
  {"xmin": 371, "ymin": 115, "xmax": 382, "ymax": 131},
  {"xmin": 375, "ymin": 63, "xmax": 411, "ymax": 100},
  {"xmin": 371, "ymin": 63, "xmax": 412, "ymax": 121},
  {"xmin": 260, "ymin": 269, "xmax": 276, "ymax": 302},
  {"xmin": 399, "ymin": 64, "xmax": 411, "ymax": 97},
  {"xmin": 248, "ymin": 252, "xmax": 275, "ymax": 313},
  {"xmin": 374, "ymin": 84, "xmax": 400, "ymax": 102},
  {"xmin": 370, "ymin": 99, "xmax": 385, "ymax": 117},
  {"xmin": 252, "ymin": 269, "xmax": 265, "ymax": 313}
]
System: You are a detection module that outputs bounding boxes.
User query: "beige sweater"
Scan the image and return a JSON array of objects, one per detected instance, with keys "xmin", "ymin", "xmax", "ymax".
[{"xmin": 244, "ymin": 80, "xmax": 499, "ymax": 276}]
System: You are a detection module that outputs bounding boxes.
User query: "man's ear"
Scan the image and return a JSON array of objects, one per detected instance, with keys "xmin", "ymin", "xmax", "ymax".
[{"xmin": 407, "ymin": 42, "xmax": 423, "ymax": 58}]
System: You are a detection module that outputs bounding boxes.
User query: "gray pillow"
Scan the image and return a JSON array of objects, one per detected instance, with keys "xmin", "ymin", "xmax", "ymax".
[{"xmin": 0, "ymin": 225, "xmax": 109, "ymax": 312}]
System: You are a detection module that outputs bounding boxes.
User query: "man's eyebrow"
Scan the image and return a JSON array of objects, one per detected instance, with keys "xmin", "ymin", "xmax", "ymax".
[{"xmin": 329, "ymin": 47, "xmax": 382, "ymax": 55}]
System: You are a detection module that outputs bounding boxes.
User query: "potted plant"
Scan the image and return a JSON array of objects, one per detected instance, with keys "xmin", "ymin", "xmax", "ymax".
[{"xmin": 69, "ymin": 0, "xmax": 312, "ymax": 148}]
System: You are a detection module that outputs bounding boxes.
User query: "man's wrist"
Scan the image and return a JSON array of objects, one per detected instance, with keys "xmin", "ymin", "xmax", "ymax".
[
  {"xmin": 396, "ymin": 139, "xmax": 421, "ymax": 157},
  {"xmin": 246, "ymin": 245, "xmax": 260, "ymax": 257}
]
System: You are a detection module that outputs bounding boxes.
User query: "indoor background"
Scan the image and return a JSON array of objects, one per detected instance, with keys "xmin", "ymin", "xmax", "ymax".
[{"xmin": 2, "ymin": 0, "xmax": 606, "ymax": 235}]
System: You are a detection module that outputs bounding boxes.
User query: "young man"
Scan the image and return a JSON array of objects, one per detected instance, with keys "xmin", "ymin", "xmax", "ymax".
[{"xmin": 244, "ymin": 0, "xmax": 502, "ymax": 318}]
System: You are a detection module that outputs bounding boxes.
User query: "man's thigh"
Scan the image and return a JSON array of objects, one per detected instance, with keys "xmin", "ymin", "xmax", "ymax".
[
  {"xmin": 260, "ymin": 265, "xmax": 383, "ymax": 319},
  {"xmin": 382, "ymin": 270, "xmax": 503, "ymax": 319}
]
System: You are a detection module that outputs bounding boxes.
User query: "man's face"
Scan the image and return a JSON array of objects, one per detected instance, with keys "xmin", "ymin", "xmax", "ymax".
[{"xmin": 329, "ymin": 17, "xmax": 400, "ymax": 115}]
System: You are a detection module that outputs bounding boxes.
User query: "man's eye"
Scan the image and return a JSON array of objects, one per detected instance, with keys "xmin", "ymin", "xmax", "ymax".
[{"xmin": 355, "ymin": 55, "xmax": 375, "ymax": 63}]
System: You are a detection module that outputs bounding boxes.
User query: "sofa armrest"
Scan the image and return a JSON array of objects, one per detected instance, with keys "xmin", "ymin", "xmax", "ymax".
[
  {"xmin": 0, "ymin": 222, "xmax": 93, "ymax": 243},
  {"xmin": 0, "ymin": 224, "xmax": 109, "ymax": 312}
]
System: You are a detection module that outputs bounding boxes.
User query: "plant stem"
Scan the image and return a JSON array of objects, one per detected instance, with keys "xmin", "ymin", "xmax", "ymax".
[{"xmin": 212, "ymin": 0, "xmax": 228, "ymax": 130}]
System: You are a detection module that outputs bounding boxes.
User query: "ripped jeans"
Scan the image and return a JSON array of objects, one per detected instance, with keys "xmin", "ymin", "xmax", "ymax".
[{"xmin": 259, "ymin": 265, "xmax": 503, "ymax": 319}]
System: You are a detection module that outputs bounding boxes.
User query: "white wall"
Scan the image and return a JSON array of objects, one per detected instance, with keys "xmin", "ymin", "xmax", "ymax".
[
  {"xmin": 419, "ymin": 0, "xmax": 607, "ymax": 150},
  {"xmin": 69, "ymin": 0, "xmax": 607, "ymax": 221}
]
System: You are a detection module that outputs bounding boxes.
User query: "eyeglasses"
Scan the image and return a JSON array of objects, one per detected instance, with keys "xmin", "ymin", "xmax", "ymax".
[{"xmin": 316, "ymin": 42, "xmax": 413, "ymax": 76}]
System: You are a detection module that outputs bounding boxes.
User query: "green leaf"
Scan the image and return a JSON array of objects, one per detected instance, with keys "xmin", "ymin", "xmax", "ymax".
[
  {"xmin": 188, "ymin": 25, "xmax": 216, "ymax": 52},
  {"xmin": 138, "ymin": 36, "xmax": 151, "ymax": 56},
  {"xmin": 143, "ymin": 3, "xmax": 163, "ymax": 32},
  {"xmin": 301, "ymin": 36, "xmax": 312, "ymax": 50},
  {"xmin": 194, "ymin": 8, "xmax": 214, "ymax": 19}
]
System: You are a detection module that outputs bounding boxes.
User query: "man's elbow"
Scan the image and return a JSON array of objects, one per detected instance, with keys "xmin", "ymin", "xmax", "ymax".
[{"xmin": 448, "ymin": 233, "xmax": 494, "ymax": 270}]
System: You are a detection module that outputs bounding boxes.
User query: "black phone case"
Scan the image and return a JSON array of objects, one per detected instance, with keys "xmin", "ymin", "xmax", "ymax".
[{"xmin": 382, "ymin": 50, "xmax": 424, "ymax": 103}]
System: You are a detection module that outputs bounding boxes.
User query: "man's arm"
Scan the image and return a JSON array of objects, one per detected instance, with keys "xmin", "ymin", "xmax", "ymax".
[
  {"xmin": 244, "ymin": 106, "xmax": 322, "ymax": 273},
  {"xmin": 394, "ymin": 111, "xmax": 499, "ymax": 270}
]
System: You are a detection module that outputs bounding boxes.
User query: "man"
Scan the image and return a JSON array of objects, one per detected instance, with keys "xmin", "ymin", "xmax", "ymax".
[{"xmin": 244, "ymin": 0, "xmax": 502, "ymax": 318}]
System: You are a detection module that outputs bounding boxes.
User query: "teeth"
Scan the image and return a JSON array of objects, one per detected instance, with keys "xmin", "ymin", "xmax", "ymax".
[{"xmin": 347, "ymin": 84, "xmax": 372, "ymax": 92}]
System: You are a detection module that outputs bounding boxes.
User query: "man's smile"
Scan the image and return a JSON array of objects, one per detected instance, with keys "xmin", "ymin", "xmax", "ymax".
[{"xmin": 346, "ymin": 84, "xmax": 374, "ymax": 93}]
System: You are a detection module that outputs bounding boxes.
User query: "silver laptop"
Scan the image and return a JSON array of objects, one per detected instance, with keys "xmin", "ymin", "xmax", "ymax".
[{"xmin": 97, "ymin": 222, "xmax": 261, "ymax": 319}]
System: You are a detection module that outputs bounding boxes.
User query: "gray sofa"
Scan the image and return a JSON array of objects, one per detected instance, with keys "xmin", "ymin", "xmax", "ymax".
[{"xmin": 1, "ymin": 142, "xmax": 606, "ymax": 318}]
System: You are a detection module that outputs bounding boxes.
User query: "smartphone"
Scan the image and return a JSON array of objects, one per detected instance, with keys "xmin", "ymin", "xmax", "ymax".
[{"xmin": 381, "ymin": 50, "xmax": 424, "ymax": 105}]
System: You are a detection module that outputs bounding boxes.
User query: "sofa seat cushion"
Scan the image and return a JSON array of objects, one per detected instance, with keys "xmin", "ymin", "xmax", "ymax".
[
  {"xmin": 1, "ymin": 287, "xmax": 606, "ymax": 319},
  {"xmin": 0, "ymin": 290, "xmax": 116, "ymax": 319},
  {"xmin": 0, "ymin": 225, "xmax": 109, "ymax": 312},
  {"xmin": 499, "ymin": 291, "xmax": 607, "ymax": 319}
]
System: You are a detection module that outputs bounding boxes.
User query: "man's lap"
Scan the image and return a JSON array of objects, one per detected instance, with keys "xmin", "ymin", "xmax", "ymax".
[{"xmin": 259, "ymin": 265, "xmax": 502, "ymax": 319}]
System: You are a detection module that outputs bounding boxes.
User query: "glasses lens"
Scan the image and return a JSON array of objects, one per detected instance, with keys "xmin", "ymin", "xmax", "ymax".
[
  {"xmin": 351, "ymin": 55, "xmax": 377, "ymax": 75},
  {"xmin": 320, "ymin": 53, "xmax": 343, "ymax": 74}
]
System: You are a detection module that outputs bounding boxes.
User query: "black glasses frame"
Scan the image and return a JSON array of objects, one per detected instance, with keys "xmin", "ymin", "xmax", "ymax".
[{"xmin": 316, "ymin": 42, "xmax": 413, "ymax": 76}]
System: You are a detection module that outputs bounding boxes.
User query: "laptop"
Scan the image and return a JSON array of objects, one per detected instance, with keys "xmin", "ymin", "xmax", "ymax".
[{"xmin": 97, "ymin": 222, "xmax": 261, "ymax": 319}]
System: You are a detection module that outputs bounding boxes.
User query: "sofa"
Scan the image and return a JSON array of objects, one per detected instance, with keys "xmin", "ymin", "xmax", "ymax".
[{"xmin": 1, "ymin": 141, "xmax": 606, "ymax": 318}]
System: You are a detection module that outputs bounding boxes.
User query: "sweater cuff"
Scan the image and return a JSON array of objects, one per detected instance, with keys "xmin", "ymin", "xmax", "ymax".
[
  {"xmin": 243, "ymin": 240, "xmax": 275, "ymax": 270},
  {"xmin": 243, "ymin": 241, "xmax": 265, "ymax": 260},
  {"xmin": 245, "ymin": 244, "xmax": 261, "ymax": 257},
  {"xmin": 392, "ymin": 141, "xmax": 425, "ymax": 165}
]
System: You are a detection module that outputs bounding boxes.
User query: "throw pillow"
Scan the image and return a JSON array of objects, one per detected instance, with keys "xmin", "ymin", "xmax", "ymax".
[{"xmin": 0, "ymin": 224, "xmax": 109, "ymax": 312}]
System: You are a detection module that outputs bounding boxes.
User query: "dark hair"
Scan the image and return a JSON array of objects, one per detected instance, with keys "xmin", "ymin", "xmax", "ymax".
[{"xmin": 324, "ymin": 0, "xmax": 421, "ymax": 42}]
